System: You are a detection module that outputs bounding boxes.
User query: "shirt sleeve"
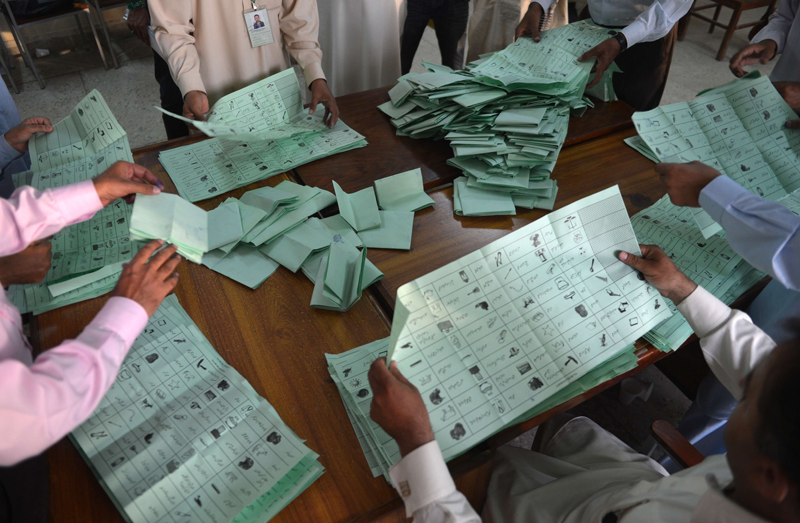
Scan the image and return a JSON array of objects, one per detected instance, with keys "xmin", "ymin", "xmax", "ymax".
[
  {"xmin": 0, "ymin": 133, "xmax": 23, "ymax": 172},
  {"xmin": 389, "ymin": 441, "xmax": 481, "ymax": 522},
  {"xmin": 0, "ymin": 180, "xmax": 103, "ymax": 257},
  {"xmin": 699, "ymin": 175, "xmax": 800, "ymax": 291},
  {"xmin": 620, "ymin": 0, "xmax": 693, "ymax": 47},
  {"xmin": 0, "ymin": 297, "xmax": 148, "ymax": 466},
  {"xmin": 533, "ymin": 0, "xmax": 556, "ymax": 16},
  {"xmin": 676, "ymin": 286, "xmax": 776, "ymax": 400},
  {"xmin": 280, "ymin": 0, "xmax": 325, "ymax": 87},
  {"xmin": 149, "ymin": 0, "xmax": 206, "ymax": 97},
  {"xmin": 751, "ymin": 0, "xmax": 797, "ymax": 53}
]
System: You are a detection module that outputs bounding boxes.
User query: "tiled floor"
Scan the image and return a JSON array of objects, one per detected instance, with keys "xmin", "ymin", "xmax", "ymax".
[{"xmin": 4, "ymin": 9, "xmax": 757, "ymax": 455}]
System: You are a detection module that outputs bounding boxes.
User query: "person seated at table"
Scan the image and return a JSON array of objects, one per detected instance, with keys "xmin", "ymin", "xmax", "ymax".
[
  {"xmin": 0, "ymin": 80, "xmax": 53, "ymax": 199},
  {"xmin": 515, "ymin": 0, "xmax": 691, "ymax": 111},
  {"xmin": 729, "ymin": 0, "xmax": 800, "ymax": 83},
  {"xmin": 656, "ymin": 160, "xmax": 800, "ymax": 468},
  {"xmin": 368, "ymin": 244, "xmax": 798, "ymax": 523},
  {"xmin": 149, "ymin": 0, "xmax": 340, "ymax": 128},
  {"xmin": 0, "ymin": 162, "xmax": 181, "ymax": 468}
]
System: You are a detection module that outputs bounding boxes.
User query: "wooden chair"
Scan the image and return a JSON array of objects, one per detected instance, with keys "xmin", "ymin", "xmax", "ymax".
[
  {"xmin": 0, "ymin": 1, "xmax": 109, "ymax": 89},
  {"xmin": 678, "ymin": 0, "xmax": 779, "ymax": 61},
  {"xmin": 651, "ymin": 420, "xmax": 706, "ymax": 469}
]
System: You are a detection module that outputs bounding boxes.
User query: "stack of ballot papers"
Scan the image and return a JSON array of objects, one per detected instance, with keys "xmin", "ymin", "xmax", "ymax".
[
  {"xmin": 378, "ymin": 21, "xmax": 614, "ymax": 216},
  {"xmin": 7, "ymin": 90, "xmax": 141, "ymax": 315},
  {"xmin": 628, "ymin": 71, "xmax": 800, "ymax": 238},
  {"xmin": 157, "ymin": 70, "xmax": 367, "ymax": 203},
  {"xmin": 328, "ymin": 186, "xmax": 672, "ymax": 479},
  {"xmin": 633, "ymin": 193, "xmax": 800, "ymax": 352},
  {"xmin": 70, "ymin": 295, "xmax": 323, "ymax": 523}
]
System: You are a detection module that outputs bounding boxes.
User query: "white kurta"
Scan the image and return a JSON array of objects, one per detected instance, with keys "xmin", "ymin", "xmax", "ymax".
[
  {"xmin": 317, "ymin": 0, "xmax": 404, "ymax": 97},
  {"xmin": 751, "ymin": 0, "xmax": 800, "ymax": 82},
  {"xmin": 466, "ymin": 0, "xmax": 568, "ymax": 64},
  {"xmin": 389, "ymin": 286, "xmax": 776, "ymax": 523}
]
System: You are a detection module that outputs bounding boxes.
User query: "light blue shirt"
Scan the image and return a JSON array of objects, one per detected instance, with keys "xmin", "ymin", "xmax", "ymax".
[
  {"xmin": 700, "ymin": 175, "xmax": 800, "ymax": 343},
  {"xmin": 0, "ymin": 80, "xmax": 30, "ymax": 198}
]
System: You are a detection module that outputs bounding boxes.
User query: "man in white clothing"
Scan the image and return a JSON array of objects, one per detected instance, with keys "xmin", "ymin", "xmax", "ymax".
[
  {"xmin": 368, "ymin": 244, "xmax": 799, "ymax": 522},
  {"xmin": 730, "ymin": 0, "xmax": 800, "ymax": 83},
  {"xmin": 515, "ymin": 0, "xmax": 692, "ymax": 110}
]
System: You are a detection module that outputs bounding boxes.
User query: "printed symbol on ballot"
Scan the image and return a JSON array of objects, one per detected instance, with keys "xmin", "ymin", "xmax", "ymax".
[
  {"xmin": 469, "ymin": 366, "xmax": 484, "ymax": 381},
  {"xmin": 459, "ymin": 270, "xmax": 470, "ymax": 283},
  {"xmin": 437, "ymin": 320, "xmax": 454, "ymax": 334},
  {"xmin": 564, "ymin": 216, "xmax": 578, "ymax": 229},
  {"xmin": 528, "ymin": 376, "xmax": 544, "ymax": 390},
  {"xmin": 575, "ymin": 304, "xmax": 588, "ymax": 318},
  {"xmin": 516, "ymin": 363, "xmax": 532, "ymax": 375},
  {"xmin": 440, "ymin": 405, "xmax": 457, "ymax": 422},
  {"xmin": 429, "ymin": 388, "xmax": 444, "ymax": 405},
  {"xmin": 450, "ymin": 423, "xmax": 467, "ymax": 441},
  {"xmin": 237, "ymin": 457, "xmax": 254, "ymax": 470},
  {"xmin": 356, "ymin": 389, "xmax": 369, "ymax": 398},
  {"xmin": 267, "ymin": 432, "xmax": 282, "ymax": 445},
  {"xmin": 530, "ymin": 233, "xmax": 541, "ymax": 247}
]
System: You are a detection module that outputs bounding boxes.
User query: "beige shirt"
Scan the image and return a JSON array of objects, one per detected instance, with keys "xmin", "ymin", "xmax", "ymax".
[
  {"xmin": 391, "ymin": 285, "xmax": 776, "ymax": 523},
  {"xmin": 150, "ymin": 0, "xmax": 326, "ymax": 105}
]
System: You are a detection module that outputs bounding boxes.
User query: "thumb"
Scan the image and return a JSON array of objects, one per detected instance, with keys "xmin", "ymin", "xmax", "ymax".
[
  {"xmin": 786, "ymin": 119, "xmax": 800, "ymax": 129},
  {"xmin": 389, "ymin": 361, "xmax": 413, "ymax": 387},
  {"xmin": 618, "ymin": 250, "xmax": 646, "ymax": 271},
  {"xmin": 578, "ymin": 49, "xmax": 597, "ymax": 63},
  {"xmin": 121, "ymin": 179, "xmax": 162, "ymax": 197},
  {"xmin": 26, "ymin": 124, "xmax": 54, "ymax": 135},
  {"xmin": 369, "ymin": 358, "xmax": 394, "ymax": 392}
]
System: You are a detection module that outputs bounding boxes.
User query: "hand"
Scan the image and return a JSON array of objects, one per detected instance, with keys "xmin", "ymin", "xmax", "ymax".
[
  {"xmin": 93, "ymin": 161, "xmax": 164, "ymax": 206},
  {"xmin": 183, "ymin": 91, "xmax": 209, "ymax": 122},
  {"xmin": 5, "ymin": 117, "xmax": 53, "ymax": 154},
  {"xmin": 729, "ymin": 40, "xmax": 777, "ymax": 77},
  {"xmin": 368, "ymin": 359, "xmax": 435, "ymax": 457},
  {"xmin": 0, "ymin": 240, "xmax": 52, "ymax": 287},
  {"xmin": 126, "ymin": 7, "xmax": 151, "ymax": 46},
  {"xmin": 773, "ymin": 81, "xmax": 800, "ymax": 129},
  {"xmin": 309, "ymin": 79, "xmax": 339, "ymax": 128},
  {"xmin": 110, "ymin": 241, "xmax": 181, "ymax": 316},
  {"xmin": 515, "ymin": 2, "xmax": 545, "ymax": 42},
  {"xmin": 578, "ymin": 37, "xmax": 621, "ymax": 89},
  {"xmin": 655, "ymin": 161, "xmax": 722, "ymax": 207},
  {"xmin": 618, "ymin": 245, "xmax": 697, "ymax": 305}
]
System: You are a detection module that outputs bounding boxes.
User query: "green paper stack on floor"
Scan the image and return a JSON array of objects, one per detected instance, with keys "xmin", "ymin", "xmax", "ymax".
[
  {"xmin": 378, "ymin": 20, "xmax": 611, "ymax": 216},
  {"xmin": 8, "ymin": 90, "xmax": 143, "ymax": 315},
  {"xmin": 70, "ymin": 295, "xmax": 324, "ymax": 523}
]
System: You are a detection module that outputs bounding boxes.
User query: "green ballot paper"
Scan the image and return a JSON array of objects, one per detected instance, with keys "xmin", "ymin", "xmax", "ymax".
[
  {"xmin": 130, "ymin": 193, "xmax": 209, "ymax": 263},
  {"xmin": 356, "ymin": 211, "xmax": 414, "ymax": 250},
  {"xmin": 311, "ymin": 241, "xmax": 368, "ymax": 311},
  {"xmin": 373, "ymin": 168, "xmax": 435, "ymax": 212},
  {"xmin": 333, "ymin": 181, "xmax": 382, "ymax": 231}
]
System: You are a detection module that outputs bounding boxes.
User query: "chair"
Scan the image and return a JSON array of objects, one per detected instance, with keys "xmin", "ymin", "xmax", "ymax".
[
  {"xmin": 651, "ymin": 420, "xmax": 706, "ymax": 469},
  {"xmin": 0, "ymin": 1, "xmax": 109, "ymax": 89},
  {"xmin": 678, "ymin": 0, "xmax": 779, "ymax": 61},
  {"xmin": 88, "ymin": 0, "xmax": 127, "ymax": 69}
]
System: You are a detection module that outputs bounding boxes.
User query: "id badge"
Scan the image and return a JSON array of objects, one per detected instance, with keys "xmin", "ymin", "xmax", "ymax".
[{"xmin": 244, "ymin": 4, "xmax": 275, "ymax": 48}]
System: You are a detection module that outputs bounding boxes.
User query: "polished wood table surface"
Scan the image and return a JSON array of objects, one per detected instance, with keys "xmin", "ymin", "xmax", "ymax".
[
  {"xmin": 38, "ymin": 145, "xmax": 402, "ymax": 523},
  {"xmin": 292, "ymin": 86, "xmax": 634, "ymax": 194}
]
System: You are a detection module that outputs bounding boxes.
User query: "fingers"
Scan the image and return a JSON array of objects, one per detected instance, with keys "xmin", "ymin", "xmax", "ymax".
[
  {"xmin": 786, "ymin": 119, "xmax": 800, "ymax": 129},
  {"xmin": 329, "ymin": 101, "xmax": 340, "ymax": 127},
  {"xmin": 24, "ymin": 117, "xmax": 53, "ymax": 129},
  {"xmin": 389, "ymin": 361, "xmax": 413, "ymax": 387},
  {"xmin": 617, "ymin": 249, "xmax": 650, "ymax": 271},
  {"xmin": 155, "ymin": 253, "xmax": 182, "ymax": 280},
  {"xmin": 309, "ymin": 91, "xmax": 321, "ymax": 115},
  {"xmin": 182, "ymin": 105, "xmax": 197, "ymax": 121},
  {"xmin": 130, "ymin": 239, "xmax": 164, "ymax": 266},
  {"xmin": 129, "ymin": 163, "xmax": 165, "ymax": 189},
  {"xmin": 147, "ymin": 243, "xmax": 179, "ymax": 274},
  {"xmin": 324, "ymin": 105, "xmax": 332, "ymax": 128},
  {"xmin": 586, "ymin": 68, "xmax": 603, "ymax": 89},
  {"xmin": 120, "ymin": 179, "xmax": 162, "ymax": 197},
  {"xmin": 368, "ymin": 358, "xmax": 392, "ymax": 393}
]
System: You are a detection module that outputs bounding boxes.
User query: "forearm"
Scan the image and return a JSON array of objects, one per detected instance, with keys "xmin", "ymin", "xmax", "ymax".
[
  {"xmin": 149, "ymin": 0, "xmax": 205, "ymax": 96},
  {"xmin": 0, "ymin": 181, "xmax": 102, "ymax": 256},
  {"xmin": 700, "ymin": 176, "xmax": 800, "ymax": 290},
  {"xmin": 389, "ymin": 441, "xmax": 481, "ymax": 523},
  {"xmin": 621, "ymin": 0, "xmax": 693, "ymax": 47},
  {"xmin": 676, "ymin": 286, "xmax": 776, "ymax": 400},
  {"xmin": 0, "ymin": 297, "xmax": 147, "ymax": 466},
  {"xmin": 280, "ymin": 0, "xmax": 325, "ymax": 87}
]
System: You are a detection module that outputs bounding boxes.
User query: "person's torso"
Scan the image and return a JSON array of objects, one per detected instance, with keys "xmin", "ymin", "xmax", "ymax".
[{"xmin": 588, "ymin": 0, "xmax": 656, "ymax": 27}]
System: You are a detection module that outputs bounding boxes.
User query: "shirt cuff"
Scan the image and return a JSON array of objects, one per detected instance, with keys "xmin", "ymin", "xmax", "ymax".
[
  {"xmin": 751, "ymin": 31, "xmax": 784, "ymax": 54},
  {"xmin": 620, "ymin": 20, "xmax": 648, "ymax": 48},
  {"xmin": 699, "ymin": 175, "xmax": 748, "ymax": 225},
  {"xmin": 389, "ymin": 441, "xmax": 456, "ymax": 517},
  {"xmin": 302, "ymin": 61, "xmax": 326, "ymax": 89},
  {"xmin": 85, "ymin": 296, "xmax": 149, "ymax": 350},
  {"xmin": 51, "ymin": 179, "xmax": 104, "ymax": 226},
  {"xmin": 175, "ymin": 74, "xmax": 207, "ymax": 100},
  {"xmin": 0, "ymin": 134, "xmax": 23, "ymax": 168},
  {"xmin": 532, "ymin": 0, "xmax": 555, "ymax": 14},
  {"xmin": 676, "ymin": 285, "xmax": 732, "ymax": 339}
]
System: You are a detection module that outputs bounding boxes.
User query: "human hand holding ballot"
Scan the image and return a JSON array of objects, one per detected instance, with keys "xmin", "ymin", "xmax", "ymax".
[
  {"xmin": 578, "ymin": 37, "xmax": 622, "ymax": 89},
  {"xmin": 93, "ymin": 161, "xmax": 164, "ymax": 206},
  {"xmin": 618, "ymin": 245, "xmax": 698, "ymax": 305},
  {"xmin": 111, "ymin": 240, "xmax": 181, "ymax": 316}
]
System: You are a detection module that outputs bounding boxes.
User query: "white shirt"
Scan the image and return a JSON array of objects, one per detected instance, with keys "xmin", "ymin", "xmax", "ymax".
[
  {"xmin": 751, "ymin": 0, "xmax": 800, "ymax": 83},
  {"xmin": 533, "ymin": 0, "xmax": 692, "ymax": 47},
  {"xmin": 390, "ymin": 285, "xmax": 775, "ymax": 522}
]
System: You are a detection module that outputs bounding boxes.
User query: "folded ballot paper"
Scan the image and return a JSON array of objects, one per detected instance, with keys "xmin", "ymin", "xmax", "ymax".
[
  {"xmin": 629, "ymin": 71, "xmax": 800, "ymax": 238},
  {"xmin": 157, "ymin": 70, "xmax": 367, "ymax": 203},
  {"xmin": 70, "ymin": 295, "xmax": 323, "ymax": 523},
  {"xmin": 378, "ymin": 20, "xmax": 611, "ymax": 216},
  {"xmin": 7, "ymin": 90, "xmax": 141, "ymax": 315},
  {"xmin": 328, "ymin": 186, "xmax": 673, "ymax": 479}
]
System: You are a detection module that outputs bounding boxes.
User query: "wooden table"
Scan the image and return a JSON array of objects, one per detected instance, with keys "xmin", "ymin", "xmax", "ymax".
[
  {"xmin": 39, "ymin": 143, "xmax": 405, "ymax": 523},
  {"xmin": 292, "ymin": 86, "xmax": 635, "ymax": 194}
]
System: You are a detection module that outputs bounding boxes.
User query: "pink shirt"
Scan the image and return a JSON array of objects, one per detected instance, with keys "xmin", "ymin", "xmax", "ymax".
[{"xmin": 0, "ymin": 180, "xmax": 148, "ymax": 466}]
